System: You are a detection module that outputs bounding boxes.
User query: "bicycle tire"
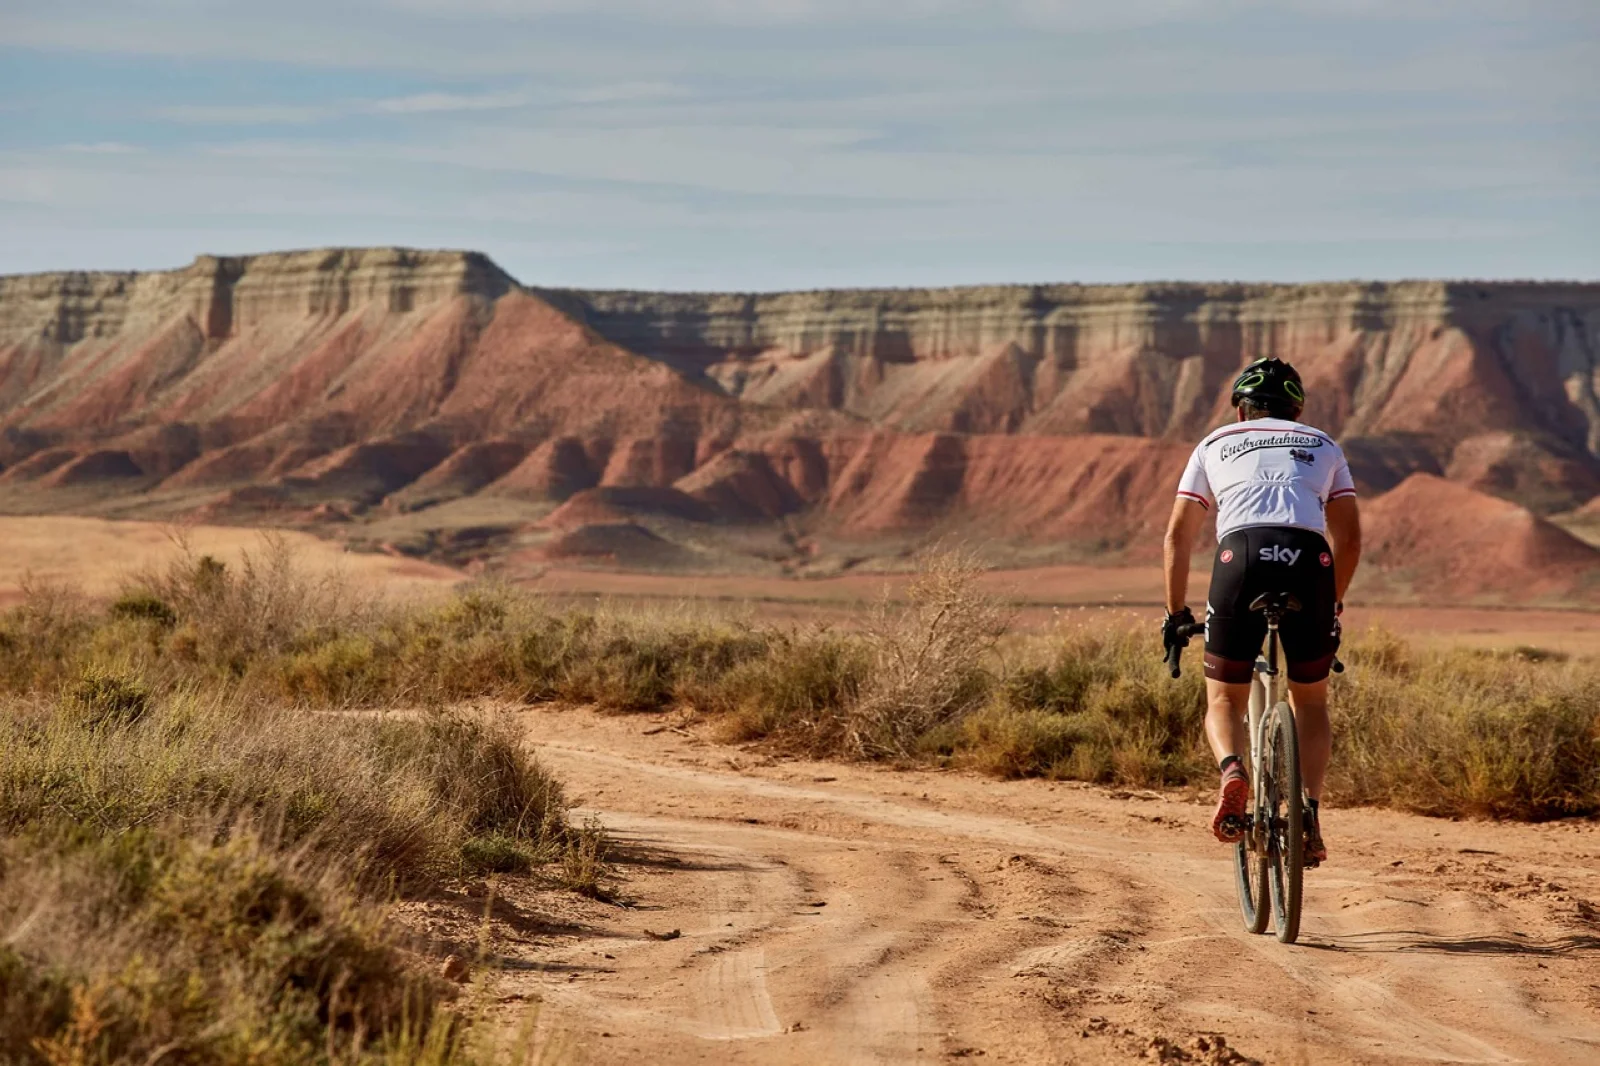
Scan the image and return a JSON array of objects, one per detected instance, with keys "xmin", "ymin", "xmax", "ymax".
[
  {"xmin": 1234, "ymin": 830, "xmax": 1271, "ymax": 934},
  {"xmin": 1233, "ymin": 747, "xmax": 1270, "ymax": 935},
  {"xmin": 1265, "ymin": 702, "xmax": 1305, "ymax": 944}
]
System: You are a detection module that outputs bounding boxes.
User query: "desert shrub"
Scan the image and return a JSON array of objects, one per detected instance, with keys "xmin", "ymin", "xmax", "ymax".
[
  {"xmin": 845, "ymin": 547, "xmax": 1011, "ymax": 758},
  {"xmin": 965, "ymin": 625, "xmax": 1209, "ymax": 784},
  {"xmin": 277, "ymin": 633, "xmax": 381, "ymax": 706},
  {"xmin": 710, "ymin": 629, "xmax": 869, "ymax": 748},
  {"xmin": 108, "ymin": 590, "xmax": 176, "ymax": 627},
  {"xmin": 553, "ymin": 616, "xmax": 768, "ymax": 712},
  {"xmin": 67, "ymin": 667, "xmax": 151, "ymax": 730},
  {"xmin": 0, "ymin": 691, "xmax": 594, "ymax": 1064},
  {"xmin": 0, "ymin": 826, "xmax": 450, "ymax": 1066},
  {"xmin": 0, "ymin": 578, "xmax": 93, "ymax": 694},
  {"xmin": 462, "ymin": 832, "xmax": 536, "ymax": 875},
  {"xmin": 1505, "ymin": 645, "xmax": 1569, "ymax": 664},
  {"xmin": 136, "ymin": 536, "xmax": 375, "ymax": 683},
  {"xmin": 1330, "ymin": 638, "xmax": 1600, "ymax": 819},
  {"xmin": 368, "ymin": 713, "xmax": 567, "ymax": 848},
  {"xmin": 3, "ymin": 538, "xmax": 1597, "ymax": 823},
  {"xmin": 560, "ymin": 816, "xmax": 611, "ymax": 899},
  {"xmin": 1343, "ymin": 624, "xmax": 1413, "ymax": 677},
  {"xmin": 0, "ymin": 697, "xmax": 580, "ymax": 891}
]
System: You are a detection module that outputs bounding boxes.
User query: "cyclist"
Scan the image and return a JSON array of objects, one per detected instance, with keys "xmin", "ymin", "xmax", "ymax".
[{"xmin": 1160, "ymin": 358, "xmax": 1362, "ymax": 867}]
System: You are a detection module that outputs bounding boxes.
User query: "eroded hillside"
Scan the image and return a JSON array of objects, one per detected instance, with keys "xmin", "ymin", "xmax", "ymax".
[
  {"xmin": 1, "ymin": 249, "xmax": 1597, "ymax": 600},
  {"xmin": 561, "ymin": 281, "xmax": 1600, "ymax": 508}
]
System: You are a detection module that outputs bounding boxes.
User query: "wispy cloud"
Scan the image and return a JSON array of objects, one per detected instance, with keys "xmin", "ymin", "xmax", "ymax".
[
  {"xmin": 155, "ymin": 88, "xmax": 537, "ymax": 124},
  {"xmin": 370, "ymin": 89, "xmax": 536, "ymax": 114},
  {"xmin": 60, "ymin": 141, "xmax": 143, "ymax": 154},
  {"xmin": 150, "ymin": 83, "xmax": 698, "ymax": 124},
  {"xmin": 155, "ymin": 103, "xmax": 337, "ymax": 124},
  {"xmin": 565, "ymin": 82, "xmax": 691, "ymax": 105}
]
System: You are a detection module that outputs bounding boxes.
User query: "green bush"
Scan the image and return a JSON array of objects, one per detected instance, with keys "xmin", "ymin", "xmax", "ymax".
[
  {"xmin": 461, "ymin": 833, "xmax": 536, "ymax": 875},
  {"xmin": 108, "ymin": 590, "xmax": 176, "ymax": 627}
]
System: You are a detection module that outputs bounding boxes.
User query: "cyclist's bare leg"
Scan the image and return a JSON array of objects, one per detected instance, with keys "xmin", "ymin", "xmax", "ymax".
[
  {"xmin": 1204, "ymin": 678, "xmax": 1253, "ymax": 842},
  {"xmin": 1203, "ymin": 679, "xmax": 1252, "ymax": 765},
  {"xmin": 1287, "ymin": 678, "xmax": 1331, "ymax": 801}
]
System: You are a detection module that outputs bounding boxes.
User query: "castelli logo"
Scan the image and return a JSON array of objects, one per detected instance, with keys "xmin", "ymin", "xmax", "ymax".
[
  {"xmin": 1320, "ymin": 552, "xmax": 1332, "ymax": 567},
  {"xmin": 1220, "ymin": 549, "xmax": 1235, "ymax": 564}
]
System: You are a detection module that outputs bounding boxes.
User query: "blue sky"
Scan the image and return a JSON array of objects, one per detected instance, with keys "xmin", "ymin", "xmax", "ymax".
[{"xmin": 1, "ymin": 1, "xmax": 1595, "ymax": 289}]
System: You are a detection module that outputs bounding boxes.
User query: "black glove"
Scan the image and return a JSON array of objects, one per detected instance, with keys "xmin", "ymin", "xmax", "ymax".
[{"xmin": 1162, "ymin": 606, "xmax": 1197, "ymax": 652}]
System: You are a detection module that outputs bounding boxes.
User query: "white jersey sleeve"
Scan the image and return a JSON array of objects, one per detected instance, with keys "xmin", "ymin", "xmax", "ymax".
[
  {"xmin": 1176, "ymin": 444, "xmax": 1213, "ymax": 511},
  {"xmin": 1328, "ymin": 452, "xmax": 1357, "ymax": 503}
]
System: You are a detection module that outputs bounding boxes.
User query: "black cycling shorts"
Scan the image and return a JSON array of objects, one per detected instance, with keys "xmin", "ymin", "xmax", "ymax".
[{"xmin": 1204, "ymin": 526, "xmax": 1338, "ymax": 685}]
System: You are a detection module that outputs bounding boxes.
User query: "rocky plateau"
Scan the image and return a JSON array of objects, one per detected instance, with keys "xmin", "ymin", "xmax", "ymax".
[{"xmin": 1, "ymin": 247, "xmax": 1597, "ymax": 602}]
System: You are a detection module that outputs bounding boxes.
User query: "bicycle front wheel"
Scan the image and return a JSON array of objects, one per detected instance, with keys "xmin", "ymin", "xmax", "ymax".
[{"xmin": 1265, "ymin": 702, "xmax": 1304, "ymax": 944}]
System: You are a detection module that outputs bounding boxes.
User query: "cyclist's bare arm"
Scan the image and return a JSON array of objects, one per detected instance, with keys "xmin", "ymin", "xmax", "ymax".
[
  {"xmin": 1324, "ymin": 495, "xmax": 1362, "ymax": 603},
  {"xmin": 1163, "ymin": 497, "xmax": 1209, "ymax": 614}
]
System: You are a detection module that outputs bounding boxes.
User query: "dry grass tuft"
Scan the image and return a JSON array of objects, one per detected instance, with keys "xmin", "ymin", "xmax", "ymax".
[
  {"xmin": 5, "ymin": 541, "xmax": 1594, "ymax": 824},
  {"xmin": 0, "ymin": 649, "xmax": 595, "ymax": 1062},
  {"xmin": 1331, "ymin": 639, "xmax": 1600, "ymax": 819}
]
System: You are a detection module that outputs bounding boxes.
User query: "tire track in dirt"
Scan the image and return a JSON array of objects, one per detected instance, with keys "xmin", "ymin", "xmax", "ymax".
[{"xmin": 510, "ymin": 710, "xmax": 1600, "ymax": 1065}]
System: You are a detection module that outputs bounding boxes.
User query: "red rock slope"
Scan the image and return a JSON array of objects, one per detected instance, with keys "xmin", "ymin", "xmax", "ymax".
[
  {"xmin": 1, "ymin": 249, "xmax": 1597, "ymax": 598},
  {"xmin": 0, "ymin": 250, "xmax": 743, "ymax": 511},
  {"xmin": 565, "ymin": 281, "xmax": 1600, "ymax": 513},
  {"xmin": 1362, "ymin": 475, "xmax": 1600, "ymax": 600}
]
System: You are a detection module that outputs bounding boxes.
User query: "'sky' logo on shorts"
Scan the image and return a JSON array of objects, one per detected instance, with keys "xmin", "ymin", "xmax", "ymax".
[{"xmin": 1259, "ymin": 545, "xmax": 1302, "ymax": 565}]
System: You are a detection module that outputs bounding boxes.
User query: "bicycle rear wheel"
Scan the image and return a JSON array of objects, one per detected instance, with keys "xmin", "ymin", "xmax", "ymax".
[
  {"xmin": 1233, "ymin": 752, "xmax": 1270, "ymax": 935},
  {"xmin": 1265, "ymin": 702, "xmax": 1305, "ymax": 944}
]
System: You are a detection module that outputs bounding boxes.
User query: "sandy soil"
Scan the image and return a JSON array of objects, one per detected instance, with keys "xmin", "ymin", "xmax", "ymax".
[
  {"xmin": 483, "ymin": 707, "xmax": 1600, "ymax": 1065},
  {"xmin": 0, "ymin": 515, "xmax": 464, "ymax": 603}
]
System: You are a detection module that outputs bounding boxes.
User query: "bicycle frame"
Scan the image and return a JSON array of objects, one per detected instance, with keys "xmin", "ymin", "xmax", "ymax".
[{"xmin": 1244, "ymin": 615, "xmax": 1286, "ymax": 852}]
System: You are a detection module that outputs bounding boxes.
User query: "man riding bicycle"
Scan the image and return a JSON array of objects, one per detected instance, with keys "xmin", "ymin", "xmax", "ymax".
[{"xmin": 1161, "ymin": 358, "xmax": 1362, "ymax": 867}]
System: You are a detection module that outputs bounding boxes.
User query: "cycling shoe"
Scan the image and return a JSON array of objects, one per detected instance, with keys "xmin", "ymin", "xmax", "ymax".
[{"xmin": 1212, "ymin": 767, "xmax": 1250, "ymax": 843}]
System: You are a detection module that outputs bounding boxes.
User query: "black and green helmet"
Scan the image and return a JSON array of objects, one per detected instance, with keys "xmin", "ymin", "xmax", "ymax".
[{"xmin": 1230, "ymin": 358, "xmax": 1305, "ymax": 418}]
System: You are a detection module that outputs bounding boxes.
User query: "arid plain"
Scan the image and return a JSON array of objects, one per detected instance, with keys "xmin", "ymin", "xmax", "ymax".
[{"xmin": 2, "ymin": 249, "xmax": 1598, "ymax": 1064}]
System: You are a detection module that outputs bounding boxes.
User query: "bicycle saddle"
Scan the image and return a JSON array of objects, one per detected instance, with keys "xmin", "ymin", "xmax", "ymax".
[{"xmin": 1249, "ymin": 591, "xmax": 1302, "ymax": 614}]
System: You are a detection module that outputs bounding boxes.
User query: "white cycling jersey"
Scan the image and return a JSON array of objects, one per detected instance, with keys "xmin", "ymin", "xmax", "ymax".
[{"xmin": 1176, "ymin": 418, "xmax": 1357, "ymax": 540}]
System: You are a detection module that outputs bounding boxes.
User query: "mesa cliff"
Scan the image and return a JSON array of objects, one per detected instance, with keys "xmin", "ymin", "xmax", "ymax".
[
  {"xmin": 1, "ymin": 248, "xmax": 1597, "ymax": 601},
  {"xmin": 560, "ymin": 281, "xmax": 1600, "ymax": 507}
]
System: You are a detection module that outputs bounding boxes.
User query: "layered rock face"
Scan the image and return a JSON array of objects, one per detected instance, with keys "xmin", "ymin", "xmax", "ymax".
[
  {"xmin": 0, "ymin": 249, "xmax": 742, "ymax": 513},
  {"xmin": 1, "ymin": 249, "xmax": 1597, "ymax": 597},
  {"xmin": 0, "ymin": 248, "xmax": 513, "ymax": 346},
  {"xmin": 563, "ymin": 282, "xmax": 1600, "ymax": 507}
]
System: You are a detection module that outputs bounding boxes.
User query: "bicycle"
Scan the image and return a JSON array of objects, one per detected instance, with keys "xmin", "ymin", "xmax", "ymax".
[{"xmin": 1165, "ymin": 593, "xmax": 1340, "ymax": 944}]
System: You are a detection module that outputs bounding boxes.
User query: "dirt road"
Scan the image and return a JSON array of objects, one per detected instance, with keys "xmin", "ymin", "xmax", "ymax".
[{"xmin": 502, "ymin": 708, "xmax": 1600, "ymax": 1064}]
